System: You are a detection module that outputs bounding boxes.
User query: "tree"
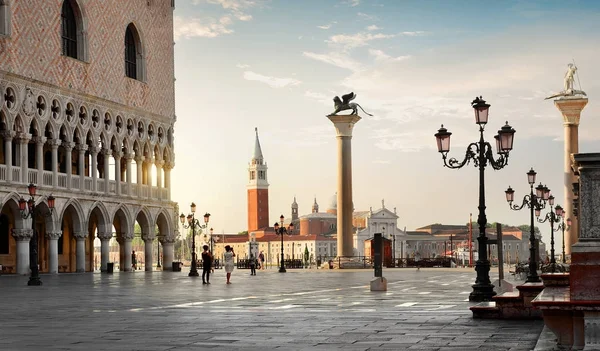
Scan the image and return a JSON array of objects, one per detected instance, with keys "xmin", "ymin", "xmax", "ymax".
[
  {"xmin": 238, "ymin": 231, "xmax": 248, "ymax": 235},
  {"xmin": 517, "ymin": 225, "xmax": 541, "ymax": 237}
]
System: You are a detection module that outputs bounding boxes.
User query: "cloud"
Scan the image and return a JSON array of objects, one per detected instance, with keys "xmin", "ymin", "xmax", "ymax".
[
  {"xmin": 302, "ymin": 51, "xmax": 363, "ymax": 72},
  {"xmin": 357, "ymin": 12, "xmax": 377, "ymax": 21},
  {"xmin": 204, "ymin": 0, "xmax": 258, "ymax": 20},
  {"xmin": 243, "ymin": 71, "xmax": 302, "ymax": 88},
  {"xmin": 304, "ymin": 90, "xmax": 332, "ymax": 106},
  {"xmin": 342, "ymin": 0, "xmax": 360, "ymax": 7},
  {"xmin": 368, "ymin": 49, "xmax": 411, "ymax": 62},
  {"xmin": 236, "ymin": 63, "xmax": 250, "ymax": 69},
  {"xmin": 366, "ymin": 25, "xmax": 381, "ymax": 31},
  {"xmin": 174, "ymin": 16, "xmax": 234, "ymax": 40},
  {"xmin": 327, "ymin": 32, "xmax": 396, "ymax": 50}
]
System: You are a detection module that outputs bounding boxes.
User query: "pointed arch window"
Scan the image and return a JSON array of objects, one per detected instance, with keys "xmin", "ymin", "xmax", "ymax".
[
  {"xmin": 0, "ymin": 0, "xmax": 10, "ymax": 36},
  {"xmin": 61, "ymin": 0, "xmax": 77, "ymax": 58},
  {"xmin": 125, "ymin": 26, "xmax": 137, "ymax": 79}
]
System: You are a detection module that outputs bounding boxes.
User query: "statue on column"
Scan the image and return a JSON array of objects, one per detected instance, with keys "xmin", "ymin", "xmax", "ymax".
[
  {"xmin": 329, "ymin": 92, "xmax": 373, "ymax": 116},
  {"xmin": 545, "ymin": 63, "xmax": 587, "ymax": 99}
]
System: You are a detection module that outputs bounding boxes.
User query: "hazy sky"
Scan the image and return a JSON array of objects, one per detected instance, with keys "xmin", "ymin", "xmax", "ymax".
[{"xmin": 170, "ymin": 0, "xmax": 600, "ymax": 248}]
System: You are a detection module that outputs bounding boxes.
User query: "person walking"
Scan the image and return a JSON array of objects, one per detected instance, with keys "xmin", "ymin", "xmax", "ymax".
[
  {"xmin": 259, "ymin": 251, "xmax": 265, "ymax": 270},
  {"xmin": 249, "ymin": 254, "xmax": 257, "ymax": 276},
  {"xmin": 131, "ymin": 250, "xmax": 137, "ymax": 271},
  {"xmin": 415, "ymin": 251, "xmax": 421, "ymax": 271},
  {"xmin": 224, "ymin": 245, "xmax": 236, "ymax": 284},
  {"xmin": 201, "ymin": 245, "xmax": 212, "ymax": 284}
]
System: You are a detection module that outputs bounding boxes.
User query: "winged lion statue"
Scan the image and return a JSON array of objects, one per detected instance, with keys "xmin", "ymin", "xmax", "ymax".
[{"xmin": 329, "ymin": 92, "xmax": 373, "ymax": 116}]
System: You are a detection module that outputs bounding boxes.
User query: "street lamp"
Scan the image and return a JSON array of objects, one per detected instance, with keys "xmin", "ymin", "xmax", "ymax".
[
  {"xmin": 202, "ymin": 227, "xmax": 215, "ymax": 254},
  {"xmin": 179, "ymin": 203, "xmax": 210, "ymax": 277},
  {"xmin": 434, "ymin": 96, "xmax": 515, "ymax": 302},
  {"xmin": 537, "ymin": 202, "xmax": 563, "ymax": 273},
  {"xmin": 505, "ymin": 169, "xmax": 548, "ymax": 283},
  {"xmin": 157, "ymin": 239, "xmax": 161, "ymax": 268},
  {"xmin": 274, "ymin": 214, "xmax": 294, "ymax": 273},
  {"xmin": 18, "ymin": 183, "xmax": 55, "ymax": 286},
  {"xmin": 556, "ymin": 216, "xmax": 572, "ymax": 264}
]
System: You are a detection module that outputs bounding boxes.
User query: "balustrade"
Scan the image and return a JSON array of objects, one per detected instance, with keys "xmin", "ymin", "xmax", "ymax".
[
  {"xmin": 57, "ymin": 174, "xmax": 67, "ymax": 188},
  {"xmin": 27, "ymin": 169, "xmax": 37, "ymax": 184},
  {"xmin": 84, "ymin": 178, "xmax": 92, "ymax": 191},
  {"xmin": 97, "ymin": 179, "xmax": 105, "ymax": 192},
  {"xmin": 42, "ymin": 171, "xmax": 53, "ymax": 186},
  {"xmin": 11, "ymin": 168, "xmax": 20, "ymax": 182},
  {"xmin": 0, "ymin": 165, "xmax": 5, "ymax": 181},
  {"xmin": 71, "ymin": 175, "xmax": 80, "ymax": 189}
]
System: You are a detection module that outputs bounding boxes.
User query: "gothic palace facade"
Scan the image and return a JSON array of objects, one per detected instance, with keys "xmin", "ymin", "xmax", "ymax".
[{"xmin": 0, "ymin": 0, "xmax": 179, "ymax": 274}]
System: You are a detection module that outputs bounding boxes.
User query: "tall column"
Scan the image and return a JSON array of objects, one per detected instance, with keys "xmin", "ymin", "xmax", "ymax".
[
  {"xmin": 113, "ymin": 151, "xmax": 122, "ymax": 195},
  {"xmin": 125, "ymin": 153, "xmax": 133, "ymax": 196},
  {"xmin": 12, "ymin": 228, "xmax": 33, "ymax": 275},
  {"xmin": 155, "ymin": 159, "xmax": 164, "ymax": 200},
  {"xmin": 76, "ymin": 145, "xmax": 87, "ymax": 191},
  {"xmin": 161, "ymin": 234, "xmax": 176, "ymax": 271},
  {"xmin": 18, "ymin": 135, "xmax": 31, "ymax": 184},
  {"xmin": 102, "ymin": 149, "xmax": 110, "ymax": 195},
  {"xmin": 135, "ymin": 155, "xmax": 144, "ymax": 198},
  {"xmin": 98, "ymin": 232, "xmax": 112, "ymax": 272},
  {"xmin": 34, "ymin": 136, "xmax": 45, "ymax": 183},
  {"xmin": 74, "ymin": 232, "xmax": 87, "ymax": 273},
  {"xmin": 64, "ymin": 142, "xmax": 74, "ymax": 189},
  {"xmin": 2, "ymin": 132, "xmax": 13, "ymax": 183},
  {"xmin": 164, "ymin": 162, "xmax": 172, "ymax": 200},
  {"xmin": 554, "ymin": 97, "xmax": 588, "ymax": 255},
  {"xmin": 90, "ymin": 146, "xmax": 98, "ymax": 192},
  {"xmin": 45, "ymin": 231, "xmax": 62, "ymax": 274},
  {"xmin": 328, "ymin": 114, "xmax": 361, "ymax": 258},
  {"xmin": 117, "ymin": 237, "xmax": 124, "ymax": 271},
  {"xmin": 123, "ymin": 232, "xmax": 134, "ymax": 272},
  {"xmin": 145, "ymin": 159, "xmax": 153, "ymax": 198},
  {"xmin": 143, "ymin": 238, "xmax": 154, "ymax": 272},
  {"xmin": 50, "ymin": 138, "xmax": 59, "ymax": 187}
]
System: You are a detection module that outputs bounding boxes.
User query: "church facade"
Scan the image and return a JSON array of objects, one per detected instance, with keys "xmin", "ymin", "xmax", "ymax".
[{"xmin": 0, "ymin": 1, "xmax": 178, "ymax": 275}]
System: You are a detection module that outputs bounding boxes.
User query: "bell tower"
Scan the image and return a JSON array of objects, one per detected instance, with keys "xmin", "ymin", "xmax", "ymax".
[
  {"xmin": 291, "ymin": 196, "xmax": 299, "ymax": 221},
  {"xmin": 247, "ymin": 128, "xmax": 269, "ymax": 232}
]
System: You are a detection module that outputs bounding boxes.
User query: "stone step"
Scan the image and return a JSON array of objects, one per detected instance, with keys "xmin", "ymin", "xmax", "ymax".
[
  {"xmin": 470, "ymin": 301, "xmax": 502, "ymax": 319},
  {"xmin": 493, "ymin": 291, "xmax": 521, "ymax": 301},
  {"xmin": 540, "ymin": 273, "xmax": 570, "ymax": 287}
]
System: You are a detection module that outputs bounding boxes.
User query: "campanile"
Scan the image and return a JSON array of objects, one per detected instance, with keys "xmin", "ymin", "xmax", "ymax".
[{"xmin": 247, "ymin": 128, "xmax": 269, "ymax": 232}]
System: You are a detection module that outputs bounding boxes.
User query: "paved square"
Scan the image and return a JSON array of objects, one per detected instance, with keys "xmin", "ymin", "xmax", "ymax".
[{"xmin": 0, "ymin": 268, "xmax": 542, "ymax": 350}]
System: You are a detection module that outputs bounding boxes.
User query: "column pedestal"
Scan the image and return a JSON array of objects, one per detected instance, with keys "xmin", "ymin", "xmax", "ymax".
[
  {"xmin": 98, "ymin": 232, "xmax": 112, "ymax": 272},
  {"xmin": 161, "ymin": 235, "xmax": 176, "ymax": 271},
  {"xmin": 554, "ymin": 97, "xmax": 588, "ymax": 255},
  {"xmin": 328, "ymin": 114, "xmax": 361, "ymax": 260}
]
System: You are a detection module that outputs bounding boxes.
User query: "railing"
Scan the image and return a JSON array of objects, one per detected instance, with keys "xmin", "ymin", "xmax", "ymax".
[
  {"xmin": 71, "ymin": 175, "xmax": 79, "ymax": 189},
  {"xmin": 42, "ymin": 171, "xmax": 52, "ymax": 186},
  {"xmin": 141, "ymin": 185, "xmax": 149, "ymax": 198},
  {"xmin": 12, "ymin": 168, "xmax": 20, "ymax": 182},
  {"xmin": 84, "ymin": 178, "xmax": 92, "ymax": 191},
  {"xmin": 27, "ymin": 169, "xmax": 37, "ymax": 184},
  {"xmin": 121, "ymin": 182, "xmax": 129, "ymax": 196},
  {"xmin": 0, "ymin": 164, "xmax": 5, "ymax": 181},
  {"xmin": 109, "ymin": 180, "xmax": 116, "ymax": 194},
  {"xmin": 57, "ymin": 174, "xmax": 67, "ymax": 188},
  {"xmin": 97, "ymin": 179, "xmax": 105, "ymax": 192},
  {"xmin": 151, "ymin": 187, "xmax": 158, "ymax": 199},
  {"xmin": 161, "ymin": 188, "xmax": 168, "ymax": 200},
  {"xmin": 131, "ymin": 184, "xmax": 138, "ymax": 196}
]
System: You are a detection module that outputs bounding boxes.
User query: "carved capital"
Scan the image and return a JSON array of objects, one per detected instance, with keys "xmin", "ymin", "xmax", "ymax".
[
  {"xmin": 12, "ymin": 228, "xmax": 33, "ymax": 241},
  {"xmin": 327, "ymin": 115, "xmax": 362, "ymax": 137},
  {"xmin": 160, "ymin": 232, "xmax": 178, "ymax": 244},
  {"xmin": 135, "ymin": 155, "xmax": 145, "ymax": 163},
  {"xmin": 0, "ymin": 130, "xmax": 14, "ymax": 141},
  {"xmin": 62, "ymin": 141, "xmax": 75, "ymax": 151},
  {"xmin": 155, "ymin": 159, "xmax": 165, "ymax": 168},
  {"xmin": 15, "ymin": 133, "xmax": 32, "ymax": 144},
  {"xmin": 163, "ymin": 161, "xmax": 174, "ymax": 170},
  {"xmin": 88, "ymin": 146, "xmax": 100, "ymax": 155},
  {"xmin": 48, "ymin": 138, "xmax": 61, "ymax": 148},
  {"xmin": 100, "ymin": 148, "xmax": 112, "ymax": 157},
  {"xmin": 112, "ymin": 151, "xmax": 123, "ymax": 160},
  {"xmin": 121, "ymin": 231, "xmax": 134, "ymax": 240},
  {"xmin": 75, "ymin": 144, "xmax": 88, "ymax": 153},
  {"xmin": 45, "ymin": 231, "xmax": 62, "ymax": 240},
  {"xmin": 73, "ymin": 232, "xmax": 87, "ymax": 240},
  {"xmin": 554, "ymin": 97, "xmax": 588, "ymax": 126},
  {"xmin": 97, "ymin": 231, "xmax": 113, "ymax": 241},
  {"xmin": 124, "ymin": 153, "xmax": 135, "ymax": 161},
  {"xmin": 32, "ymin": 136, "xmax": 47, "ymax": 146},
  {"xmin": 143, "ymin": 235, "xmax": 156, "ymax": 242}
]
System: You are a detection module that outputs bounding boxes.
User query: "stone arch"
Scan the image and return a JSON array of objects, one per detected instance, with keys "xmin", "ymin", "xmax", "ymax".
[
  {"xmin": 112, "ymin": 204, "xmax": 132, "ymax": 235},
  {"xmin": 0, "ymin": 110, "xmax": 8, "ymax": 131},
  {"xmin": 59, "ymin": 198, "xmax": 85, "ymax": 234},
  {"xmin": 62, "ymin": 0, "xmax": 89, "ymax": 61},
  {"xmin": 73, "ymin": 125, "xmax": 84, "ymax": 145},
  {"xmin": 134, "ymin": 206, "xmax": 152, "ymax": 239},
  {"xmin": 133, "ymin": 139, "xmax": 141, "ymax": 157},
  {"xmin": 1, "ymin": 192, "xmax": 27, "ymax": 229},
  {"xmin": 13, "ymin": 114, "xmax": 24, "ymax": 134},
  {"xmin": 60, "ymin": 198, "xmax": 85, "ymax": 272},
  {"xmin": 87, "ymin": 201, "xmax": 109, "ymax": 271},
  {"xmin": 155, "ymin": 209, "xmax": 172, "ymax": 239},
  {"xmin": 28, "ymin": 118, "xmax": 41, "ymax": 137},
  {"xmin": 153, "ymin": 144, "xmax": 160, "ymax": 161},
  {"xmin": 87, "ymin": 201, "xmax": 110, "ymax": 234}
]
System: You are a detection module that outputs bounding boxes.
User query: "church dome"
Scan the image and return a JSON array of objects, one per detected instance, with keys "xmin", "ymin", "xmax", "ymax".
[{"xmin": 328, "ymin": 193, "xmax": 337, "ymax": 210}]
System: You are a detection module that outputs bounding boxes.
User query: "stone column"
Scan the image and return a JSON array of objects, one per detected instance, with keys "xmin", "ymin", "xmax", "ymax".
[
  {"xmin": 74, "ymin": 232, "xmax": 86, "ymax": 273},
  {"xmin": 34, "ymin": 136, "xmax": 45, "ymax": 183},
  {"xmin": 113, "ymin": 151, "xmax": 122, "ymax": 195},
  {"xmin": 116, "ymin": 237, "xmax": 124, "ymax": 271},
  {"xmin": 76, "ymin": 144, "xmax": 87, "ymax": 191},
  {"xmin": 554, "ymin": 97, "xmax": 588, "ymax": 255},
  {"xmin": 98, "ymin": 231, "xmax": 112, "ymax": 272},
  {"xmin": 125, "ymin": 153, "xmax": 133, "ymax": 196},
  {"xmin": 2, "ymin": 132, "xmax": 13, "ymax": 183},
  {"xmin": 12, "ymin": 228, "xmax": 33, "ymax": 275},
  {"xmin": 123, "ymin": 232, "xmax": 133, "ymax": 272},
  {"xmin": 135, "ymin": 155, "xmax": 144, "ymax": 198},
  {"xmin": 90, "ymin": 146, "xmax": 98, "ymax": 192},
  {"xmin": 102, "ymin": 149, "xmax": 110, "ymax": 195},
  {"xmin": 164, "ymin": 162, "xmax": 172, "ymax": 201},
  {"xmin": 328, "ymin": 114, "xmax": 361, "ymax": 257},
  {"xmin": 63, "ymin": 142, "xmax": 74, "ymax": 189},
  {"xmin": 145, "ymin": 159, "xmax": 153, "ymax": 198},
  {"xmin": 161, "ymin": 233, "xmax": 176, "ymax": 271},
  {"xmin": 19, "ymin": 135, "xmax": 31, "ymax": 184},
  {"xmin": 155, "ymin": 159, "xmax": 164, "ymax": 200},
  {"xmin": 50, "ymin": 138, "xmax": 59, "ymax": 187},
  {"xmin": 45, "ymin": 231, "xmax": 61, "ymax": 274}
]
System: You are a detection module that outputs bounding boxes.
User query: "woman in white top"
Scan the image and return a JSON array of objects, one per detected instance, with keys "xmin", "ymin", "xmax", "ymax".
[{"xmin": 224, "ymin": 245, "xmax": 236, "ymax": 284}]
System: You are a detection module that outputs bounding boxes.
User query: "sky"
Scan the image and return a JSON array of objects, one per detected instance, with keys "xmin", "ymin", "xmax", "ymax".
[{"xmin": 170, "ymin": 0, "xmax": 600, "ymax": 248}]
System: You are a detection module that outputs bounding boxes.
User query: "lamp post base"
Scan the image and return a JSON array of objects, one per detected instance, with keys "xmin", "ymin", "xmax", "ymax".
[
  {"xmin": 469, "ymin": 283, "xmax": 496, "ymax": 302},
  {"xmin": 279, "ymin": 266, "xmax": 286, "ymax": 273},
  {"xmin": 27, "ymin": 276, "xmax": 42, "ymax": 286},
  {"xmin": 188, "ymin": 270, "xmax": 199, "ymax": 277},
  {"xmin": 526, "ymin": 275, "xmax": 541, "ymax": 283}
]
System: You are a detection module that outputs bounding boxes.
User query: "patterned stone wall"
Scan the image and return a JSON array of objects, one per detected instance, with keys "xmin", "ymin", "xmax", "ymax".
[{"xmin": 0, "ymin": 0, "xmax": 175, "ymax": 120}]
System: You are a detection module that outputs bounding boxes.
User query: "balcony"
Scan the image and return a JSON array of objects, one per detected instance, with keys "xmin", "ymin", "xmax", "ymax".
[{"xmin": 0, "ymin": 164, "xmax": 169, "ymax": 202}]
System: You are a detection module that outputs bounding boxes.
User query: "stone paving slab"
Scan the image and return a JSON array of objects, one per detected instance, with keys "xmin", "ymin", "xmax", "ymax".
[{"xmin": 0, "ymin": 268, "xmax": 542, "ymax": 350}]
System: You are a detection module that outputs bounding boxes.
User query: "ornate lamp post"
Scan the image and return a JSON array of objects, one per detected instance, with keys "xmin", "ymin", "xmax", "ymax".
[
  {"xmin": 505, "ymin": 169, "xmax": 550, "ymax": 282},
  {"xmin": 203, "ymin": 227, "xmax": 215, "ymax": 253},
  {"xmin": 274, "ymin": 214, "xmax": 294, "ymax": 273},
  {"xmin": 557, "ymin": 216, "xmax": 572, "ymax": 264},
  {"xmin": 179, "ymin": 203, "xmax": 210, "ymax": 277},
  {"xmin": 537, "ymin": 201, "xmax": 563, "ymax": 273},
  {"xmin": 18, "ymin": 183, "xmax": 55, "ymax": 286},
  {"xmin": 157, "ymin": 240, "xmax": 161, "ymax": 268},
  {"xmin": 434, "ymin": 96, "xmax": 516, "ymax": 302}
]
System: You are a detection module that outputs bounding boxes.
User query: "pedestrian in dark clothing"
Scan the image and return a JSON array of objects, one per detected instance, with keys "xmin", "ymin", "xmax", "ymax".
[
  {"xmin": 249, "ymin": 254, "xmax": 257, "ymax": 276},
  {"xmin": 131, "ymin": 250, "xmax": 137, "ymax": 270},
  {"xmin": 201, "ymin": 245, "xmax": 212, "ymax": 284}
]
